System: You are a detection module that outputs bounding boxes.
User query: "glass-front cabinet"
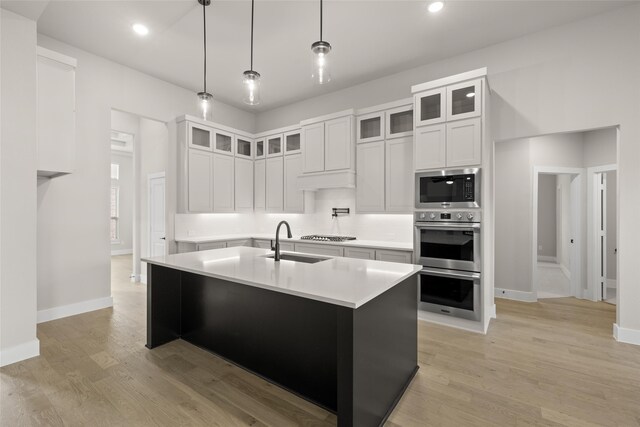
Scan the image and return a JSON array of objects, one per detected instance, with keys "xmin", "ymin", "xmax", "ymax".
[
  {"xmin": 446, "ymin": 79, "xmax": 482, "ymax": 121},
  {"xmin": 415, "ymin": 87, "xmax": 446, "ymax": 127},
  {"xmin": 356, "ymin": 112, "xmax": 384, "ymax": 143},
  {"xmin": 284, "ymin": 130, "xmax": 301, "ymax": 155},
  {"xmin": 213, "ymin": 129, "xmax": 234, "ymax": 155},
  {"xmin": 236, "ymin": 137, "xmax": 253, "ymax": 158},
  {"xmin": 255, "ymin": 139, "xmax": 265, "ymax": 159},
  {"xmin": 267, "ymin": 134, "xmax": 283, "ymax": 157},
  {"xmin": 188, "ymin": 123, "xmax": 213, "ymax": 151},
  {"xmin": 385, "ymin": 105, "xmax": 413, "ymax": 139}
]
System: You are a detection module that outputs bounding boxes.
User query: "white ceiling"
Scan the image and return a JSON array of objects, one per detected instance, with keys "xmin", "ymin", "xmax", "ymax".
[{"xmin": 4, "ymin": 0, "xmax": 633, "ymax": 112}]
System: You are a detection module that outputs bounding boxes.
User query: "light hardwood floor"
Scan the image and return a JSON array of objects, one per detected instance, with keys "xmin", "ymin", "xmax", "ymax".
[{"xmin": 2, "ymin": 255, "xmax": 639, "ymax": 426}]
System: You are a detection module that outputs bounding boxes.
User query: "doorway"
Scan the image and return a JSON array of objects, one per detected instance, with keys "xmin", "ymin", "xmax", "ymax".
[{"xmin": 148, "ymin": 173, "xmax": 166, "ymax": 258}]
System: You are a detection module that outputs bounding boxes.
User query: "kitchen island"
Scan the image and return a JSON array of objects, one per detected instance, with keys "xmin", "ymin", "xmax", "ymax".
[{"xmin": 143, "ymin": 246, "xmax": 421, "ymax": 427}]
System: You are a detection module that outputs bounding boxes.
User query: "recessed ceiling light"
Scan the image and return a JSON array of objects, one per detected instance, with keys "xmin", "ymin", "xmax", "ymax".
[
  {"xmin": 132, "ymin": 23, "xmax": 149, "ymax": 36},
  {"xmin": 428, "ymin": 1, "xmax": 444, "ymax": 13}
]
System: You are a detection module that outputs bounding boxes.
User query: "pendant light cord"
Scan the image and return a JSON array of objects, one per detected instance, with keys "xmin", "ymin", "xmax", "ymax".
[
  {"xmin": 250, "ymin": 0, "xmax": 254, "ymax": 71},
  {"xmin": 202, "ymin": 1, "xmax": 207, "ymax": 93},
  {"xmin": 320, "ymin": 0, "xmax": 323, "ymax": 41}
]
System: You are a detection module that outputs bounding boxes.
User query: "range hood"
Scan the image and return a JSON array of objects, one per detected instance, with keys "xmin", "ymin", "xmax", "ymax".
[{"xmin": 297, "ymin": 170, "xmax": 356, "ymax": 191}]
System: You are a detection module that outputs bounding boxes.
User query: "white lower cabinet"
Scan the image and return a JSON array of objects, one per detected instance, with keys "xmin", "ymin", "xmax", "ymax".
[
  {"xmin": 177, "ymin": 242, "xmax": 197, "ymax": 253},
  {"xmin": 226, "ymin": 239, "xmax": 253, "ymax": 247},
  {"xmin": 415, "ymin": 124, "xmax": 446, "ymax": 170},
  {"xmin": 254, "ymin": 159, "xmax": 266, "ymax": 211},
  {"xmin": 253, "ymin": 239, "xmax": 272, "ymax": 249},
  {"xmin": 234, "ymin": 157, "xmax": 253, "ymax": 212},
  {"xmin": 356, "ymin": 141, "xmax": 385, "ymax": 213},
  {"xmin": 197, "ymin": 241, "xmax": 227, "ymax": 251},
  {"xmin": 385, "ymin": 137, "xmax": 413, "ymax": 212},
  {"xmin": 188, "ymin": 149, "xmax": 213, "ymax": 212},
  {"xmin": 446, "ymin": 117, "xmax": 481, "ymax": 167},
  {"xmin": 266, "ymin": 157, "xmax": 284, "ymax": 212},
  {"xmin": 376, "ymin": 250, "xmax": 413, "ymax": 264},
  {"xmin": 213, "ymin": 154, "xmax": 235, "ymax": 212},
  {"xmin": 294, "ymin": 243, "xmax": 344, "ymax": 257},
  {"xmin": 344, "ymin": 247, "xmax": 376, "ymax": 260},
  {"xmin": 284, "ymin": 154, "xmax": 304, "ymax": 213}
]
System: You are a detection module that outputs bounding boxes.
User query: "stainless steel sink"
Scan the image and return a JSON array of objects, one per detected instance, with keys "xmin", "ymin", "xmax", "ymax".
[{"xmin": 263, "ymin": 252, "xmax": 330, "ymax": 264}]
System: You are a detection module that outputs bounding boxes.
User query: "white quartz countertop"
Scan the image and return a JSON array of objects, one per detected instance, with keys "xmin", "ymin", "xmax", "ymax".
[
  {"xmin": 175, "ymin": 234, "xmax": 413, "ymax": 251},
  {"xmin": 142, "ymin": 246, "xmax": 422, "ymax": 309}
]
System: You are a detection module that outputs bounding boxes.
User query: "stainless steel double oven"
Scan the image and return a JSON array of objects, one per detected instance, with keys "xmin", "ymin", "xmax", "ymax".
[{"xmin": 414, "ymin": 168, "xmax": 482, "ymax": 322}]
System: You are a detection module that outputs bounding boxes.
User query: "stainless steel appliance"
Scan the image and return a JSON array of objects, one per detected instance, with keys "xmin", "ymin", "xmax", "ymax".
[
  {"xmin": 415, "ymin": 168, "xmax": 480, "ymax": 209},
  {"xmin": 414, "ymin": 211, "xmax": 482, "ymax": 321},
  {"xmin": 300, "ymin": 235, "xmax": 356, "ymax": 242}
]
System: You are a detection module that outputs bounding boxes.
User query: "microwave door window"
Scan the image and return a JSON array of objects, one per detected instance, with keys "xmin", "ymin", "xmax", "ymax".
[
  {"xmin": 421, "ymin": 230, "xmax": 474, "ymax": 261},
  {"xmin": 420, "ymin": 274, "xmax": 475, "ymax": 311}
]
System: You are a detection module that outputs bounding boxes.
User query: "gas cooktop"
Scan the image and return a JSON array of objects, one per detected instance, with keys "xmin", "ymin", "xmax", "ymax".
[{"xmin": 300, "ymin": 235, "xmax": 357, "ymax": 242}]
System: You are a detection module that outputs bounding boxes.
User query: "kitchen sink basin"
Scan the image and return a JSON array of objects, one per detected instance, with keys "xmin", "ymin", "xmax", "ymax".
[{"xmin": 262, "ymin": 252, "xmax": 330, "ymax": 264}]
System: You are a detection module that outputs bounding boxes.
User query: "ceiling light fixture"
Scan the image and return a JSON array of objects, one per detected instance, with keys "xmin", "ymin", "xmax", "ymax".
[
  {"xmin": 311, "ymin": 0, "xmax": 332, "ymax": 85},
  {"xmin": 132, "ymin": 23, "xmax": 149, "ymax": 36},
  {"xmin": 242, "ymin": 0, "xmax": 261, "ymax": 105},
  {"xmin": 197, "ymin": 0, "xmax": 213, "ymax": 120},
  {"xmin": 428, "ymin": 1, "xmax": 444, "ymax": 13},
  {"xmin": 466, "ymin": 92, "xmax": 475, "ymax": 98}
]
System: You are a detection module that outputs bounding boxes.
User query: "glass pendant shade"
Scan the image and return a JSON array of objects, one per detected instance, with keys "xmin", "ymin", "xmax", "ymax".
[
  {"xmin": 311, "ymin": 41, "xmax": 331, "ymax": 85},
  {"xmin": 242, "ymin": 70, "xmax": 261, "ymax": 106},
  {"xmin": 197, "ymin": 91, "xmax": 213, "ymax": 120}
]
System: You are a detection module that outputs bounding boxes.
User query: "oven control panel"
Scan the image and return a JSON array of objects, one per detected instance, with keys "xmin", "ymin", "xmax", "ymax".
[{"xmin": 415, "ymin": 211, "xmax": 481, "ymax": 223}]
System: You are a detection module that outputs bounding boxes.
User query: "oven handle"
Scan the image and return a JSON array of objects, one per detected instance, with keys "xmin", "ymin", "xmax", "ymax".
[
  {"xmin": 419, "ymin": 267, "xmax": 481, "ymax": 280},
  {"xmin": 415, "ymin": 222, "xmax": 481, "ymax": 230}
]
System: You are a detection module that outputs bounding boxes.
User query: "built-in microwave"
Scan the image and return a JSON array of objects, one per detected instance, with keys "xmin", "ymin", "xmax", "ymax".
[{"xmin": 415, "ymin": 168, "xmax": 480, "ymax": 209}]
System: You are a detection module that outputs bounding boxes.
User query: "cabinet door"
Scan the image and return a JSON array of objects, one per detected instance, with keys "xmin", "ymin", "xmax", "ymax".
[
  {"xmin": 234, "ymin": 157, "xmax": 254, "ymax": 212},
  {"xmin": 255, "ymin": 139, "xmax": 266, "ymax": 159},
  {"xmin": 284, "ymin": 130, "xmax": 302, "ymax": 155},
  {"xmin": 188, "ymin": 122, "xmax": 213, "ymax": 151},
  {"xmin": 267, "ymin": 134, "xmax": 283, "ymax": 157},
  {"xmin": 356, "ymin": 112, "xmax": 384, "ymax": 143},
  {"xmin": 236, "ymin": 137, "xmax": 253, "ymax": 159},
  {"xmin": 213, "ymin": 153, "xmax": 235, "ymax": 212},
  {"xmin": 226, "ymin": 239, "xmax": 253, "ymax": 247},
  {"xmin": 446, "ymin": 117, "xmax": 482, "ymax": 168},
  {"xmin": 197, "ymin": 241, "xmax": 227, "ymax": 251},
  {"xmin": 254, "ymin": 159, "xmax": 266, "ymax": 211},
  {"xmin": 375, "ymin": 250, "xmax": 412, "ymax": 264},
  {"xmin": 302, "ymin": 122, "xmax": 325, "ymax": 173},
  {"xmin": 356, "ymin": 141, "xmax": 385, "ymax": 213},
  {"xmin": 188, "ymin": 149, "xmax": 213, "ymax": 212},
  {"xmin": 386, "ymin": 105, "xmax": 414, "ymax": 139},
  {"xmin": 284, "ymin": 154, "xmax": 304, "ymax": 213},
  {"xmin": 325, "ymin": 116, "xmax": 353, "ymax": 171},
  {"xmin": 415, "ymin": 124, "xmax": 446, "ymax": 171},
  {"xmin": 446, "ymin": 79, "xmax": 482, "ymax": 121},
  {"xmin": 213, "ymin": 129, "xmax": 234, "ymax": 155},
  {"xmin": 253, "ymin": 239, "xmax": 272, "ymax": 249},
  {"xmin": 266, "ymin": 156, "xmax": 284, "ymax": 212},
  {"xmin": 415, "ymin": 88, "xmax": 446, "ymax": 127},
  {"xmin": 344, "ymin": 247, "xmax": 376, "ymax": 260},
  {"xmin": 294, "ymin": 243, "xmax": 344, "ymax": 257},
  {"xmin": 385, "ymin": 137, "xmax": 413, "ymax": 213}
]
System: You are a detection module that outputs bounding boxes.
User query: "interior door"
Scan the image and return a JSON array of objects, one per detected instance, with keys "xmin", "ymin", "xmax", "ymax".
[
  {"xmin": 598, "ymin": 173, "xmax": 608, "ymax": 300},
  {"xmin": 149, "ymin": 175, "xmax": 166, "ymax": 257}
]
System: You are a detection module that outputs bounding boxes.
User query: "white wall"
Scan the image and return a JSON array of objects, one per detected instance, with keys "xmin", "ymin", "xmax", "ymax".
[
  {"xmin": 537, "ymin": 174, "xmax": 557, "ymax": 259},
  {"xmin": 110, "ymin": 152, "xmax": 133, "ymax": 254},
  {"xmin": 0, "ymin": 10, "xmax": 39, "ymax": 366}
]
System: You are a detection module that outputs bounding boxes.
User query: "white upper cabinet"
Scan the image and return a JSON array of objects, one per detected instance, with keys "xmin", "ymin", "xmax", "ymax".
[
  {"xmin": 356, "ymin": 141, "xmax": 385, "ymax": 213},
  {"xmin": 357, "ymin": 112, "xmax": 384, "ymax": 144},
  {"xmin": 446, "ymin": 79, "xmax": 482, "ymax": 121},
  {"xmin": 236, "ymin": 136, "xmax": 253, "ymax": 159},
  {"xmin": 415, "ymin": 87, "xmax": 446, "ymax": 127},
  {"xmin": 385, "ymin": 105, "xmax": 413, "ymax": 139},
  {"xmin": 188, "ymin": 122, "xmax": 213, "ymax": 151},
  {"xmin": 37, "ymin": 47, "xmax": 77, "ymax": 176},
  {"xmin": 284, "ymin": 130, "xmax": 302, "ymax": 155},
  {"xmin": 385, "ymin": 137, "xmax": 413, "ymax": 212},
  {"xmin": 266, "ymin": 156, "xmax": 284, "ymax": 212},
  {"xmin": 415, "ymin": 124, "xmax": 446, "ymax": 171},
  {"xmin": 212, "ymin": 153, "xmax": 235, "ymax": 212},
  {"xmin": 446, "ymin": 118, "xmax": 482, "ymax": 167},
  {"xmin": 213, "ymin": 129, "xmax": 234, "ymax": 155},
  {"xmin": 325, "ymin": 116, "xmax": 353, "ymax": 171},
  {"xmin": 235, "ymin": 157, "xmax": 254, "ymax": 212},
  {"xmin": 255, "ymin": 139, "xmax": 266, "ymax": 159},
  {"xmin": 302, "ymin": 122, "xmax": 325, "ymax": 173},
  {"xmin": 254, "ymin": 159, "xmax": 266, "ymax": 211},
  {"xmin": 284, "ymin": 154, "xmax": 304, "ymax": 213},
  {"xmin": 188, "ymin": 149, "xmax": 213, "ymax": 213},
  {"xmin": 267, "ymin": 134, "xmax": 283, "ymax": 157}
]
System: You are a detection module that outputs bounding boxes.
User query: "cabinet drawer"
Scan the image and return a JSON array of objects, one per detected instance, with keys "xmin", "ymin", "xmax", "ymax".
[
  {"xmin": 196, "ymin": 241, "xmax": 227, "ymax": 251},
  {"xmin": 375, "ymin": 250, "xmax": 413, "ymax": 264},
  {"xmin": 253, "ymin": 239, "xmax": 272, "ymax": 249},
  {"xmin": 344, "ymin": 247, "xmax": 376, "ymax": 260},
  {"xmin": 226, "ymin": 239, "xmax": 253, "ymax": 247},
  {"xmin": 294, "ymin": 243, "xmax": 343, "ymax": 257}
]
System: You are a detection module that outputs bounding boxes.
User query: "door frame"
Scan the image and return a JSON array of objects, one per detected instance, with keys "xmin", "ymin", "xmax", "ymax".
[
  {"xmin": 147, "ymin": 172, "xmax": 166, "ymax": 262},
  {"xmin": 532, "ymin": 166, "xmax": 584, "ymax": 300},
  {"xmin": 587, "ymin": 164, "xmax": 617, "ymax": 302}
]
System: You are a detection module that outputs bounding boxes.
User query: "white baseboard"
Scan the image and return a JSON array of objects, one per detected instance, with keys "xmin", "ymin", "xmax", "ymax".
[
  {"xmin": 607, "ymin": 279, "xmax": 617, "ymax": 289},
  {"xmin": 37, "ymin": 296, "xmax": 114, "ymax": 324},
  {"xmin": 495, "ymin": 288, "xmax": 537, "ymax": 302},
  {"xmin": 537, "ymin": 255, "xmax": 557, "ymax": 263},
  {"xmin": 0, "ymin": 339, "xmax": 40, "ymax": 367},
  {"xmin": 111, "ymin": 249, "xmax": 133, "ymax": 256},
  {"xmin": 613, "ymin": 324, "xmax": 640, "ymax": 346}
]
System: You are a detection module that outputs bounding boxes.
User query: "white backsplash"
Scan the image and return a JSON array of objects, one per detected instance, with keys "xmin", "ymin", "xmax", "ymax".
[{"xmin": 175, "ymin": 189, "xmax": 413, "ymax": 243}]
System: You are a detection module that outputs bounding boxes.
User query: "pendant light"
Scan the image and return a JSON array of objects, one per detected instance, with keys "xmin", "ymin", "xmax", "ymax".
[
  {"xmin": 242, "ymin": 0, "xmax": 261, "ymax": 105},
  {"xmin": 197, "ymin": 0, "xmax": 213, "ymax": 120},
  {"xmin": 311, "ymin": 0, "xmax": 331, "ymax": 85}
]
